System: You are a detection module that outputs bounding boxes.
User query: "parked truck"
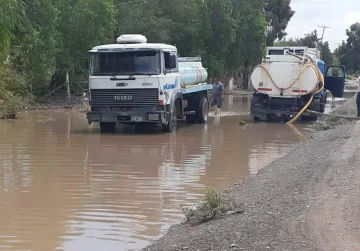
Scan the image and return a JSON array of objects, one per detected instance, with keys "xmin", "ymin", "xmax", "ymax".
[
  {"xmin": 86, "ymin": 34, "xmax": 211, "ymax": 133},
  {"xmin": 250, "ymin": 46, "xmax": 346, "ymax": 122}
]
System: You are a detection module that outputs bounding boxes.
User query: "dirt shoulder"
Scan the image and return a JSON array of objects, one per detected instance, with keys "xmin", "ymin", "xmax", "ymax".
[{"xmin": 145, "ymin": 96, "xmax": 360, "ymax": 251}]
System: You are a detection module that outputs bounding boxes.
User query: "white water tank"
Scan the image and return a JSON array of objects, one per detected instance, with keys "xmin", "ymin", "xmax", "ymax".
[
  {"xmin": 251, "ymin": 61, "xmax": 319, "ymax": 97},
  {"xmin": 178, "ymin": 57, "xmax": 208, "ymax": 86},
  {"xmin": 117, "ymin": 34, "xmax": 147, "ymax": 44}
]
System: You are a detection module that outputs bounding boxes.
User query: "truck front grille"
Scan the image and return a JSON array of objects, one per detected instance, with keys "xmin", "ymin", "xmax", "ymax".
[{"xmin": 90, "ymin": 88, "xmax": 158, "ymax": 107}]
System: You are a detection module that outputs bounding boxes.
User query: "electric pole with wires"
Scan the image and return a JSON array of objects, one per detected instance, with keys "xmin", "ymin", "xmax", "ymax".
[{"xmin": 318, "ymin": 25, "xmax": 330, "ymax": 43}]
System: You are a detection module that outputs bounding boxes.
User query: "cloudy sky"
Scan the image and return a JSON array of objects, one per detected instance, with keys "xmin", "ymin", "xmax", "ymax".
[{"xmin": 285, "ymin": 0, "xmax": 360, "ymax": 51}]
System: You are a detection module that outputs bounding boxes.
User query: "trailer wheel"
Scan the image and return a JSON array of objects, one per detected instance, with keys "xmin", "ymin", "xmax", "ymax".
[
  {"xmin": 195, "ymin": 96, "xmax": 209, "ymax": 124},
  {"xmin": 162, "ymin": 107, "xmax": 177, "ymax": 132},
  {"xmin": 100, "ymin": 122, "xmax": 116, "ymax": 133}
]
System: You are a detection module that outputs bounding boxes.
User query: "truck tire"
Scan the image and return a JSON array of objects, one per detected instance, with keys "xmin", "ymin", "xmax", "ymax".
[
  {"xmin": 100, "ymin": 122, "xmax": 116, "ymax": 133},
  {"xmin": 162, "ymin": 107, "xmax": 177, "ymax": 132},
  {"xmin": 314, "ymin": 98, "xmax": 321, "ymax": 113},
  {"xmin": 320, "ymin": 92, "xmax": 327, "ymax": 113},
  {"xmin": 195, "ymin": 96, "xmax": 209, "ymax": 124}
]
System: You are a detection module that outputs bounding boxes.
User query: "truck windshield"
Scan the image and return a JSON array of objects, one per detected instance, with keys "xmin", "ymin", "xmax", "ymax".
[{"xmin": 90, "ymin": 50, "xmax": 160, "ymax": 76}]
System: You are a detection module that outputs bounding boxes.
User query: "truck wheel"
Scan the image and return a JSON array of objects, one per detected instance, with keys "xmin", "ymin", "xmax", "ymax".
[
  {"xmin": 100, "ymin": 122, "xmax": 116, "ymax": 133},
  {"xmin": 195, "ymin": 96, "xmax": 209, "ymax": 124},
  {"xmin": 163, "ymin": 108, "xmax": 177, "ymax": 132},
  {"xmin": 320, "ymin": 104, "xmax": 325, "ymax": 113},
  {"xmin": 315, "ymin": 99, "xmax": 321, "ymax": 113},
  {"xmin": 320, "ymin": 93, "xmax": 327, "ymax": 113}
]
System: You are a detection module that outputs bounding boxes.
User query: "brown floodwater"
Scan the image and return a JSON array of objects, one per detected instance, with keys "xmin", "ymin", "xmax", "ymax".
[{"xmin": 0, "ymin": 94, "xmax": 341, "ymax": 251}]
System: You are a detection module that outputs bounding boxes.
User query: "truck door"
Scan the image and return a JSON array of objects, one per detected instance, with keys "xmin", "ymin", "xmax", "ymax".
[{"xmin": 324, "ymin": 65, "xmax": 346, "ymax": 98}]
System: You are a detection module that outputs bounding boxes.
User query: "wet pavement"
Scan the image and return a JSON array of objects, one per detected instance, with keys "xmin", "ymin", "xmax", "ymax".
[{"xmin": 0, "ymin": 94, "xmax": 351, "ymax": 251}]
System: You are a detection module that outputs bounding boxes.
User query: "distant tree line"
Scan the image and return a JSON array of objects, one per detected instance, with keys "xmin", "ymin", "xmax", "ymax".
[
  {"xmin": 334, "ymin": 22, "xmax": 360, "ymax": 75},
  {"xmin": 274, "ymin": 30, "xmax": 334, "ymax": 67},
  {"xmin": 0, "ymin": 0, "xmax": 296, "ymax": 107},
  {"xmin": 274, "ymin": 22, "xmax": 360, "ymax": 77}
]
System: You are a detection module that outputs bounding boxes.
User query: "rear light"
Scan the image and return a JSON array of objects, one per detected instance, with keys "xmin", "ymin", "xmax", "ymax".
[{"xmin": 158, "ymin": 100, "xmax": 165, "ymax": 106}]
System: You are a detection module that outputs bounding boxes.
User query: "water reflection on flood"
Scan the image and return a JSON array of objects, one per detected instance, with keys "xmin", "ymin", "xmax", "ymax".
[{"xmin": 0, "ymin": 95, "xmax": 314, "ymax": 251}]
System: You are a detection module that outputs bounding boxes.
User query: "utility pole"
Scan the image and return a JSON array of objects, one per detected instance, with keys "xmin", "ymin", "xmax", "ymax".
[{"xmin": 318, "ymin": 25, "xmax": 330, "ymax": 43}]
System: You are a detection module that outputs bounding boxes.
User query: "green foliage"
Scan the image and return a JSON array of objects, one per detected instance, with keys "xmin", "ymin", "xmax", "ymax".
[
  {"xmin": 1, "ymin": 0, "xmax": 290, "ymax": 108},
  {"xmin": 321, "ymin": 42, "xmax": 334, "ymax": 66},
  {"xmin": 265, "ymin": 0, "xmax": 295, "ymax": 45},
  {"xmin": 334, "ymin": 22, "xmax": 360, "ymax": 74},
  {"xmin": 274, "ymin": 30, "xmax": 319, "ymax": 47},
  {"xmin": 0, "ymin": 65, "xmax": 25, "ymax": 116},
  {"xmin": 0, "ymin": 0, "xmax": 23, "ymax": 61},
  {"xmin": 274, "ymin": 31, "xmax": 334, "ymax": 66},
  {"xmin": 114, "ymin": 0, "xmax": 266, "ymax": 81}
]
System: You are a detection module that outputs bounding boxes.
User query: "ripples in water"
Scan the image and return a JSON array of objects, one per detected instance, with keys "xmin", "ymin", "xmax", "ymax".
[{"xmin": 0, "ymin": 96, "xmax": 313, "ymax": 250}]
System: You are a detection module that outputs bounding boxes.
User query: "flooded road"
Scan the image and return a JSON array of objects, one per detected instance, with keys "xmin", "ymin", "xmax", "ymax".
[{"xmin": 0, "ymin": 95, "xmax": 325, "ymax": 251}]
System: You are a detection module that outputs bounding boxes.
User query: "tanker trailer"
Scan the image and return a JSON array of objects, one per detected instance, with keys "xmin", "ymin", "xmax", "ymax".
[
  {"xmin": 250, "ymin": 46, "xmax": 346, "ymax": 122},
  {"xmin": 178, "ymin": 57, "xmax": 208, "ymax": 87}
]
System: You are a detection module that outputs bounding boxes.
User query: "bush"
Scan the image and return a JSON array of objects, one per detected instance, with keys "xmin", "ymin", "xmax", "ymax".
[
  {"xmin": 181, "ymin": 188, "xmax": 239, "ymax": 224},
  {"xmin": 0, "ymin": 65, "xmax": 26, "ymax": 117}
]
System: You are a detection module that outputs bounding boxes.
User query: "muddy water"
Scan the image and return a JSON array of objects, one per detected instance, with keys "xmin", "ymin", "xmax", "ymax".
[{"xmin": 0, "ymin": 95, "xmax": 316, "ymax": 251}]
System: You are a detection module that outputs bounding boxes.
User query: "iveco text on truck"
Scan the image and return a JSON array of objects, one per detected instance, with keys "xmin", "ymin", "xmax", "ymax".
[{"xmin": 86, "ymin": 34, "xmax": 212, "ymax": 132}]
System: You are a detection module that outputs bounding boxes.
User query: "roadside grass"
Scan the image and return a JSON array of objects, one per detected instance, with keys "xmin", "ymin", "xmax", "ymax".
[{"xmin": 181, "ymin": 188, "xmax": 242, "ymax": 225}]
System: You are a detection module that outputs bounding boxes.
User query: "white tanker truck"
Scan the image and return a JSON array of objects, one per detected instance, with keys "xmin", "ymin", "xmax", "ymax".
[
  {"xmin": 86, "ymin": 34, "xmax": 212, "ymax": 133},
  {"xmin": 250, "ymin": 46, "xmax": 346, "ymax": 122}
]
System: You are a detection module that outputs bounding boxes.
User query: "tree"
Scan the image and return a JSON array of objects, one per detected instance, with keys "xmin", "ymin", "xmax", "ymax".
[
  {"xmin": 334, "ymin": 41, "xmax": 348, "ymax": 68},
  {"xmin": 202, "ymin": 0, "xmax": 235, "ymax": 78},
  {"xmin": 115, "ymin": 0, "xmax": 171, "ymax": 43},
  {"xmin": 20, "ymin": 0, "xmax": 60, "ymax": 95},
  {"xmin": 345, "ymin": 22, "xmax": 360, "ymax": 73},
  {"xmin": 0, "ymin": 0, "xmax": 22, "ymax": 62},
  {"xmin": 320, "ymin": 41, "xmax": 333, "ymax": 66},
  {"xmin": 334, "ymin": 22, "xmax": 360, "ymax": 74},
  {"xmin": 300, "ymin": 30, "xmax": 319, "ymax": 48},
  {"xmin": 0, "ymin": 0, "xmax": 293, "ymax": 105},
  {"xmin": 265, "ymin": 0, "xmax": 295, "ymax": 45},
  {"xmin": 54, "ymin": 0, "xmax": 115, "ymax": 92},
  {"xmin": 273, "ymin": 30, "xmax": 319, "ymax": 48},
  {"xmin": 274, "ymin": 31, "xmax": 334, "ymax": 66},
  {"xmin": 227, "ymin": 0, "xmax": 266, "ymax": 88}
]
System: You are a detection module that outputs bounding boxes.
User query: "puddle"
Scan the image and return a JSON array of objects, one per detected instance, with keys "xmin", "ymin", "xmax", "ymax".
[{"xmin": 0, "ymin": 94, "xmax": 336, "ymax": 251}]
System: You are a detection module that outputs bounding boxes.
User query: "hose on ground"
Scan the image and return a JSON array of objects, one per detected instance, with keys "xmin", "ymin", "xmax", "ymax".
[{"xmin": 307, "ymin": 110, "xmax": 360, "ymax": 120}]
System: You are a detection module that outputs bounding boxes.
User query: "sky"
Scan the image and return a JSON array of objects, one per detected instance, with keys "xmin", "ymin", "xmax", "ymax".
[{"xmin": 285, "ymin": 0, "xmax": 360, "ymax": 51}]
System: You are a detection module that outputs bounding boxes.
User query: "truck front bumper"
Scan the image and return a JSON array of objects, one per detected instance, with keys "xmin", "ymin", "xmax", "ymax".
[{"xmin": 87, "ymin": 110, "xmax": 168, "ymax": 125}]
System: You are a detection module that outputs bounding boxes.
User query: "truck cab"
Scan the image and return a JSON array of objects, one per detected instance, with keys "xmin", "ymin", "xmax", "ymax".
[{"xmin": 86, "ymin": 34, "xmax": 211, "ymax": 133}]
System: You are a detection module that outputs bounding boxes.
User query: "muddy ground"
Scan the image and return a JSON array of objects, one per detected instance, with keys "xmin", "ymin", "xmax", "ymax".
[{"xmin": 144, "ymin": 95, "xmax": 360, "ymax": 251}]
